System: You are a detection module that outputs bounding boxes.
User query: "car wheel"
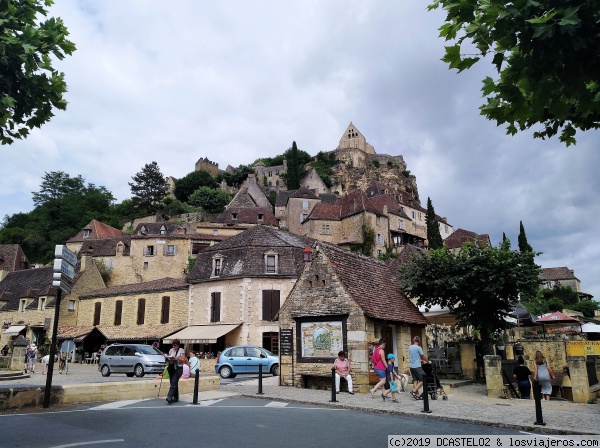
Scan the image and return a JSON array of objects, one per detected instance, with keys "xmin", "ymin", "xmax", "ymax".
[
  {"xmin": 101, "ymin": 364, "xmax": 111, "ymax": 377},
  {"xmin": 126, "ymin": 373, "xmax": 134, "ymax": 377},
  {"xmin": 219, "ymin": 365, "xmax": 233, "ymax": 379},
  {"xmin": 271, "ymin": 364, "xmax": 279, "ymax": 376},
  {"xmin": 134, "ymin": 364, "xmax": 145, "ymax": 377}
]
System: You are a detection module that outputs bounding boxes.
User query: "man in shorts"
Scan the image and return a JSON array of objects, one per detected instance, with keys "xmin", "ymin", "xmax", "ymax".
[{"xmin": 408, "ymin": 336, "xmax": 430, "ymax": 399}]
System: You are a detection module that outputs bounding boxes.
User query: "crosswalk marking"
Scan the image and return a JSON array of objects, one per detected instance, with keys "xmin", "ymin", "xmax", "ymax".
[
  {"xmin": 90, "ymin": 399, "xmax": 151, "ymax": 410},
  {"xmin": 265, "ymin": 401, "xmax": 288, "ymax": 407}
]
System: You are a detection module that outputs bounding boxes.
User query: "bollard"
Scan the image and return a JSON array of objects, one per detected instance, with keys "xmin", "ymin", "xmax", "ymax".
[
  {"xmin": 533, "ymin": 380, "xmax": 546, "ymax": 426},
  {"xmin": 330, "ymin": 367, "xmax": 337, "ymax": 402},
  {"xmin": 257, "ymin": 363, "xmax": 264, "ymax": 395},
  {"xmin": 192, "ymin": 369, "xmax": 200, "ymax": 405},
  {"xmin": 421, "ymin": 374, "xmax": 432, "ymax": 413}
]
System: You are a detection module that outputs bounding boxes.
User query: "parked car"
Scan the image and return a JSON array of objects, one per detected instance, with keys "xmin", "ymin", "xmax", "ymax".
[
  {"xmin": 215, "ymin": 345, "xmax": 279, "ymax": 379},
  {"xmin": 98, "ymin": 343, "xmax": 166, "ymax": 378}
]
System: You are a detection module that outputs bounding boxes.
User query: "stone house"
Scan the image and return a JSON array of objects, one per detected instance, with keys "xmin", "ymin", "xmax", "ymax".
[
  {"xmin": 0, "ymin": 244, "xmax": 30, "ymax": 282},
  {"xmin": 183, "ymin": 226, "xmax": 310, "ymax": 356},
  {"xmin": 254, "ymin": 159, "xmax": 287, "ymax": 190},
  {"xmin": 278, "ymin": 241, "xmax": 428, "ymax": 392},
  {"xmin": 443, "ymin": 228, "xmax": 491, "ymax": 252},
  {"xmin": 300, "ymin": 168, "xmax": 330, "ymax": 195},
  {"xmin": 77, "ymin": 277, "xmax": 188, "ymax": 349},
  {"xmin": 280, "ymin": 187, "xmax": 321, "ymax": 235},
  {"xmin": 66, "ymin": 219, "xmax": 125, "ymax": 254},
  {"xmin": 301, "ymin": 189, "xmax": 390, "ymax": 257}
]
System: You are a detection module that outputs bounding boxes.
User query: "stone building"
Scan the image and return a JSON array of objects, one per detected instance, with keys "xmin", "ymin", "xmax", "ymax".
[
  {"xmin": 0, "ymin": 244, "xmax": 30, "ymax": 282},
  {"xmin": 182, "ymin": 226, "xmax": 311, "ymax": 356},
  {"xmin": 195, "ymin": 157, "xmax": 220, "ymax": 177},
  {"xmin": 300, "ymin": 168, "xmax": 330, "ymax": 195},
  {"xmin": 278, "ymin": 241, "xmax": 428, "ymax": 392},
  {"xmin": 254, "ymin": 159, "xmax": 287, "ymax": 190},
  {"xmin": 443, "ymin": 228, "xmax": 491, "ymax": 253},
  {"xmin": 66, "ymin": 220, "xmax": 124, "ymax": 254}
]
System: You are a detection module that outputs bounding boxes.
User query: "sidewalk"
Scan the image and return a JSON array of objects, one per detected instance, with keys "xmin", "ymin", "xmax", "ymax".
[{"xmin": 182, "ymin": 377, "xmax": 600, "ymax": 436}]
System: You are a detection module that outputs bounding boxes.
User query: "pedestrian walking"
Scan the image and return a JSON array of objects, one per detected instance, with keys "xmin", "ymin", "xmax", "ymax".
[
  {"xmin": 369, "ymin": 339, "xmax": 387, "ymax": 398},
  {"xmin": 382, "ymin": 354, "xmax": 399, "ymax": 403},
  {"xmin": 27, "ymin": 344, "xmax": 38, "ymax": 373},
  {"xmin": 533, "ymin": 350, "xmax": 555, "ymax": 401},
  {"xmin": 408, "ymin": 336, "xmax": 429, "ymax": 400},
  {"xmin": 165, "ymin": 339, "xmax": 186, "ymax": 404},
  {"xmin": 512, "ymin": 356, "xmax": 532, "ymax": 399}
]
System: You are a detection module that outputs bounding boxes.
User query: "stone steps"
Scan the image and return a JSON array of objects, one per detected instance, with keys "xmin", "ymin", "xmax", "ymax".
[{"xmin": 0, "ymin": 370, "xmax": 30, "ymax": 381}]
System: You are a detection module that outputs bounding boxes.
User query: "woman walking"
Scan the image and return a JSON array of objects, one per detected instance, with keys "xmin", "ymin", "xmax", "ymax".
[
  {"xmin": 533, "ymin": 350, "xmax": 555, "ymax": 401},
  {"xmin": 369, "ymin": 339, "xmax": 387, "ymax": 398}
]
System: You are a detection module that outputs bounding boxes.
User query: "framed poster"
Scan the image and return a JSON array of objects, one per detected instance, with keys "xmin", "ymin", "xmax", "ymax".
[{"xmin": 295, "ymin": 315, "xmax": 347, "ymax": 363}]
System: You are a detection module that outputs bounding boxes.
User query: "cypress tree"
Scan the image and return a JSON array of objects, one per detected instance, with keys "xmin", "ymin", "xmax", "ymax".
[
  {"xmin": 286, "ymin": 141, "xmax": 301, "ymax": 189},
  {"xmin": 518, "ymin": 221, "xmax": 533, "ymax": 253},
  {"xmin": 426, "ymin": 197, "xmax": 443, "ymax": 250}
]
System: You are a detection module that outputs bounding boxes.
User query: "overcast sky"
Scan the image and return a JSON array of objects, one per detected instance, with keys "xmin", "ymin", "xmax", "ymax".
[{"xmin": 2, "ymin": 1, "xmax": 598, "ymax": 302}]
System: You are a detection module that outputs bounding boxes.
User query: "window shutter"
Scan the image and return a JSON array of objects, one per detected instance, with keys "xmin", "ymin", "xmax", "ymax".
[
  {"xmin": 143, "ymin": 246, "xmax": 148, "ymax": 256},
  {"xmin": 114, "ymin": 300, "xmax": 122, "ymax": 326},
  {"xmin": 163, "ymin": 245, "xmax": 167, "ymax": 256},
  {"xmin": 211, "ymin": 292, "xmax": 221, "ymax": 322},
  {"xmin": 161, "ymin": 296, "xmax": 170, "ymax": 324},
  {"xmin": 173, "ymin": 246, "xmax": 177, "ymax": 255},
  {"xmin": 271, "ymin": 290, "xmax": 280, "ymax": 320},
  {"xmin": 93, "ymin": 302, "xmax": 101, "ymax": 326},
  {"xmin": 137, "ymin": 298, "xmax": 146, "ymax": 325},
  {"xmin": 262, "ymin": 290, "xmax": 271, "ymax": 321}
]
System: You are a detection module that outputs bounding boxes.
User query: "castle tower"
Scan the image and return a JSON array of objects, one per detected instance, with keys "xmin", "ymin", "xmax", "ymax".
[{"xmin": 337, "ymin": 122, "xmax": 375, "ymax": 154}]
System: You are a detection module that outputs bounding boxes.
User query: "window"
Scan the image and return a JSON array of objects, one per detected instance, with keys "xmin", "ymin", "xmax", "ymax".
[
  {"xmin": 231, "ymin": 213, "xmax": 237, "ymax": 220},
  {"xmin": 160, "ymin": 226, "xmax": 167, "ymax": 235},
  {"xmin": 82, "ymin": 229, "xmax": 90, "ymax": 238},
  {"xmin": 68, "ymin": 300, "xmax": 75, "ymax": 311},
  {"xmin": 377, "ymin": 249, "xmax": 382, "ymax": 256},
  {"xmin": 38, "ymin": 297, "xmax": 46, "ymax": 311},
  {"xmin": 401, "ymin": 206, "xmax": 405, "ymax": 212},
  {"xmin": 321, "ymin": 224, "xmax": 330, "ymax": 235},
  {"xmin": 301, "ymin": 213, "xmax": 308, "ymax": 222},
  {"xmin": 143, "ymin": 245, "xmax": 155, "ymax": 256},
  {"xmin": 93, "ymin": 302, "xmax": 101, "ymax": 326},
  {"xmin": 412, "ymin": 211, "xmax": 416, "ymax": 219},
  {"xmin": 279, "ymin": 210, "xmax": 284, "ymax": 216},
  {"xmin": 114, "ymin": 300, "xmax": 123, "ymax": 326},
  {"xmin": 263, "ymin": 332, "xmax": 279, "ymax": 355},
  {"xmin": 161, "ymin": 296, "xmax": 170, "ymax": 324},
  {"xmin": 143, "ymin": 262, "xmax": 148, "ymax": 270},
  {"xmin": 265, "ymin": 254, "xmax": 277, "ymax": 273},
  {"xmin": 376, "ymin": 234, "xmax": 382, "ymax": 245},
  {"xmin": 445, "ymin": 225, "xmax": 449, "ymax": 234},
  {"xmin": 213, "ymin": 229, "xmax": 219, "ymax": 235},
  {"xmin": 376, "ymin": 216, "xmax": 380, "ymax": 225},
  {"xmin": 302, "ymin": 200, "xmax": 308, "ymax": 209},
  {"xmin": 418, "ymin": 212, "xmax": 422, "ymax": 220},
  {"xmin": 19, "ymin": 299, "xmax": 27, "ymax": 312},
  {"xmin": 258, "ymin": 213, "xmax": 264, "ymax": 220},
  {"xmin": 398, "ymin": 219, "xmax": 404, "ymax": 230},
  {"xmin": 213, "ymin": 258, "xmax": 222, "ymax": 277},
  {"xmin": 262, "ymin": 290, "xmax": 281, "ymax": 321},
  {"xmin": 210, "ymin": 292, "xmax": 221, "ymax": 322},
  {"xmin": 137, "ymin": 298, "xmax": 146, "ymax": 325},
  {"xmin": 164, "ymin": 245, "xmax": 177, "ymax": 256}
]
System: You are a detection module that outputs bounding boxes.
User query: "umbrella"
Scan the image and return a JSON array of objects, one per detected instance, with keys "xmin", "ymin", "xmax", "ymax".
[
  {"xmin": 535, "ymin": 312, "xmax": 580, "ymax": 338},
  {"xmin": 574, "ymin": 323, "xmax": 600, "ymax": 333},
  {"xmin": 507, "ymin": 306, "xmax": 537, "ymax": 326}
]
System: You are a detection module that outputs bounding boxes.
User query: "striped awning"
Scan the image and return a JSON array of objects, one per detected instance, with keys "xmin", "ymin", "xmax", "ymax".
[{"xmin": 3, "ymin": 325, "xmax": 26, "ymax": 336}]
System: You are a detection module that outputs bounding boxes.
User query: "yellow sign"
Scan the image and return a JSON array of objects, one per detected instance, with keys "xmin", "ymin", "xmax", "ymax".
[{"xmin": 566, "ymin": 341, "xmax": 600, "ymax": 357}]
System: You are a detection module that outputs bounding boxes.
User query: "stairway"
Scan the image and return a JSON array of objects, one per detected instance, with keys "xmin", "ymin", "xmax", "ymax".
[{"xmin": 0, "ymin": 370, "xmax": 30, "ymax": 381}]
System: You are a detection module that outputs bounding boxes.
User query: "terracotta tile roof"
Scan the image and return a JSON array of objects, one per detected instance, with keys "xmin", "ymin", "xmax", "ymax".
[
  {"xmin": 0, "ymin": 244, "xmax": 29, "ymax": 272},
  {"xmin": 57, "ymin": 325, "xmax": 95, "ymax": 340},
  {"xmin": 289, "ymin": 186, "xmax": 319, "ymax": 200},
  {"xmin": 443, "ymin": 228, "xmax": 491, "ymax": 249},
  {"xmin": 67, "ymin": 220, "xmax": 124, "ymax": 242},
  {"xmin": 319, "ymin": 242, "xmax": 428, "ymax": 325},
  {"xmin": 540, "ymin": 267, "xmax": 578, "ymax": 281},
  {"xmin": 0, "ymin": 267, "xmax": 56, "ymax": 311},
  {"xmin": 80, "ymin": 278, "xmax": 188, "ymax": 299},
  {"xmin": 368, "ymin": 194, "xmax": 411, "ymax": 219},
  {"xmin": 308, "ymin": 203, "xmax": 342, "ymax": 221},
  {"xmin": 365, "ymin": 181, "xmax": 389, "ymax": 197},
  {"xmin": 78, "ymin": 237, "xmax": 131, "ymax": 257},
  {"xmin": 338, "ymin": 190, "xmax": 383, "ymax": 218},
  {"xmin": 97, "ymin": 323, "xmax": 186, "ymax": 341},
  {"xmin": 187, "ymin": 226, "xmax": 312, "ymax": 282},
  {"xmin": 215, "ymin": 207, "xmax": 278, "ymax": 226}
]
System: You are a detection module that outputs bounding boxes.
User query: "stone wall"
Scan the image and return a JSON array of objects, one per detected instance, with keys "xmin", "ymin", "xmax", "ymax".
[{"xmin": 287, "ymin": 196, "xmax": 320, "ymax": 235}]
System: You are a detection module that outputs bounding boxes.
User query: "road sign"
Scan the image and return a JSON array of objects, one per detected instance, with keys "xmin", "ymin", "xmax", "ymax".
[
  {"xmin": 53, "ymin": 258, "xmax": 76, "ymax": 280},
  {"xmin": 52, "ymin": 280, "xmax": 71, "ymax": 295},
  {"xmin": 54, "ymin": 245, "xmax": 77, "ymax": 268}
]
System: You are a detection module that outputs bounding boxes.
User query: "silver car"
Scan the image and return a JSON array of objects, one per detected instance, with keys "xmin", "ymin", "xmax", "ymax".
[{"xmin": 98, "ymin": 343, "xmax": 166, "ymax": 378}]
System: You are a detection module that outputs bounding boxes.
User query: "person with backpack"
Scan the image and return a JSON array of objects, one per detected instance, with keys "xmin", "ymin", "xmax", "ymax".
[
  {"xmin": 26, "ymin": 344, "xmax": 38, "ymax": 373},
  {"xmin": 369, "ymin": 339, "xmax": 387, "ymax": 398}
]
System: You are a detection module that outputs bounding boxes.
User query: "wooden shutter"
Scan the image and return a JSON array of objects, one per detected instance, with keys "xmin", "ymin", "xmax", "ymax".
[
  {"xmin": 93, "ymin": 302, "xmax": 101, "ymax": 326},
  {"xmin": 262, "ymin": 290, "xmax": 281, "ymax": 321},
  {"xmin": 161, "ymin": 296, "xmax": 170, "ymax": 324},
  {"xmin": 137, "ymin": 298, "xmax": 146, "ymax": 325},
  {"xmin": 210, "ymin": 292, "xmax": 221, "ymax": 322},
  {"xmin": 114, "ymin": 300, "xmax": 122, "ymax": 326},
  {"xmin": 262, "ymin": 290, "xmax": 271, "ymax": 321}
]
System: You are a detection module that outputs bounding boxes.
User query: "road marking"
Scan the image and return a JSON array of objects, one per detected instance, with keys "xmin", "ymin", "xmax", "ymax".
[
  {"xmin": 265, "ymin": 401, "xmax": 288, "ymax": 407},
  {"xmin": 49, "ymin": 440, "xmax": 124, "ymax": 448},
  {"xmin": 90, "ymin": 399, "xmax": 151, "ymax": 410}
]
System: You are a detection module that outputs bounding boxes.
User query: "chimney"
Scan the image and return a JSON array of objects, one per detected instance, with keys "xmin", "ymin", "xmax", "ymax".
[
  {"xmin": 80, "ymin": 255, "xmax": 93, "ymax": 272},
  {"xmin": 383, "ymin": 205, "xmax": 388, "ymax": 215}
]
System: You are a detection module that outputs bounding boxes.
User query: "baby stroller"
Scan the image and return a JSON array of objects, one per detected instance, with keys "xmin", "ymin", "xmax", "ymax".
[{"xmin": 422, "ymin": 361, "xmax": 448, "ymax": 400}]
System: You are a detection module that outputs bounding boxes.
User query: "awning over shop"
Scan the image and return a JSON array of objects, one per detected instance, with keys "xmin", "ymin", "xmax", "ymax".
[
  {"xmin": 418, "ymin": 305, "xmax": 457, "ymax": 326},
  {"xmin": 3, "ymin": 325, "xmax": 26, "ymax": 336},
  {"xmin": 163, "ymin": 324, "xmax": 241, "ymax": 344}
]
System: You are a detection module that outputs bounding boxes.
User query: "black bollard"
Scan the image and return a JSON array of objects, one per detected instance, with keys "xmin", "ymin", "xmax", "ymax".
[
  {"xmin": 330, "ymin": 367, "xmax": 337, "ymax": 402},
  {"xmin": 421, "ymin": 375, "xmax": 432, "ymax": 413},
  {"xmin": 192, "ymin": 369, "xmax": 200, "ymax": 405},
  {"xmin": 257, "ymin": 363, "xmax": 264, "ymax": 395},
  {"xmin": 533, "ymin": 380, "xmax": 546, "ymax": 426}
]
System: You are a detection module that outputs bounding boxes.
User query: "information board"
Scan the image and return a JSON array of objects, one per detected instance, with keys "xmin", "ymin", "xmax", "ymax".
[{"xmin": 280, "ymin": 328, "xmax": 293, "ymax": 356}]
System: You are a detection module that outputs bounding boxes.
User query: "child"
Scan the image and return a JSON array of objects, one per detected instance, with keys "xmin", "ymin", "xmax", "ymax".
[{"xmin": 382, "ymin": 354, "xmax": 400, "ymax": 403}]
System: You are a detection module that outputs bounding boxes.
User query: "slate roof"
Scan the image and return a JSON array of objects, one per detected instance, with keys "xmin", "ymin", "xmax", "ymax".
[
  {"xmin": 443, "ymin": 228, "xmax": 491, "ymax": 249},
  {"xmin": 80, "ymin": 277, "xmax": 188, "ymax": 299},
  {"xmin": 275, "ymin": 190, "xmax": 295, "ymax": 207},
  {"xmin": 318, "ymin": 242, "xmax": 428, "ymax": 325},
  {"xmin": 187, "ymin": 226, "xmax": 312, "ymax": 282},
  {"xmin": 215, "ymin": 207, "xmax": 278, "ymax": 226},
  {"xmin": 289, "ymin": 186, "xmax": 320, "ymax": 200},
  {"xmin": 0, "ymin": 244, "xmax": 29, "ymax": 272},
  {"xmin": 133, "ymin": 222, "xmax": 196, "ymax": 236},
  {"xmin": 79, "ymin": 237, "xmax": 132, "ymax": 257},
  {"xmin": 540, "ymin": 267, "xmax": 579, "ymax": 282},
  {"xmin": 0, "ymin": 267, "xmax": 56, "ymax": 311},
  {"xmin": 67, "ymin": 220, "xmax": 124, "ymax": 242}
]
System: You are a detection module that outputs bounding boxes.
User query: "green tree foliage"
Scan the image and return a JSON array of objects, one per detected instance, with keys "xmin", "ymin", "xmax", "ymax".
[
  {"xmin": 267, "ymin": 191, "xmax": 277, "ymax": 209},
  {"xmin": 128, "ymin": 162, "xmax": 168, "ymax": 214},
  {"xmin": 547, "ymin": 297, "xmax": 564, "ymax": 312},
  {"xmin": 187, "ymin": 187, "xmax": 231, "ymax": 213},
  {"xmin": 173, "ymin": 170, "xmax": 216, "ymax": 202},
  {"xmin": 1, "ymin": 0, "xmax": 76, "ymax": 145},
  {"xmin": 215, "ymin": 164, "xmax": 254, "ymax": 188},
  {"xmin": 541, "ymin": 285, "xmax": 579, "ymax": 306},
  {"xmin": 429, "ymin": 0, "xmax": 600, "ymax": 145},
  {"xmin": 569, "ymin": 300, "xmax": 599, "ymax": 318},
  {"xmin": 426, "ymin": 197, "xmax": 443, "ymax": 250},
  {"xmin": 0, "ymin": 171, "xmax": 116, "ymax": 263},
  {"xmin": 310, "ymin": 151, "xmax": 337, "ymax": 188},
  {"xmin": 285, "ymin": 141, "xmax": 302, "ymax": 189},
  {"xmin": 156, "ymin": 196, "xmax": 198, "ymax": 220},
  {"xmin": 399, "ymin": 242, "xmax": 541, "ymax": 353},
  {"xmin": 518, "ymin": 221, "xmax": 533, "ymax": 253}
]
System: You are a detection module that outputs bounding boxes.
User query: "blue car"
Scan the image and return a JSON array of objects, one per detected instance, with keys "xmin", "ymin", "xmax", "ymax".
[{"xmin": 215, "ymin": 345, "xmax": 279, "ymax": 379}]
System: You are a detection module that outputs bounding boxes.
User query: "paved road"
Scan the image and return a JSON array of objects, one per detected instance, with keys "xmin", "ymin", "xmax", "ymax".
[{"xmin": 0, "ymin": 396, "xmax": 524, "ymax": 448}]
